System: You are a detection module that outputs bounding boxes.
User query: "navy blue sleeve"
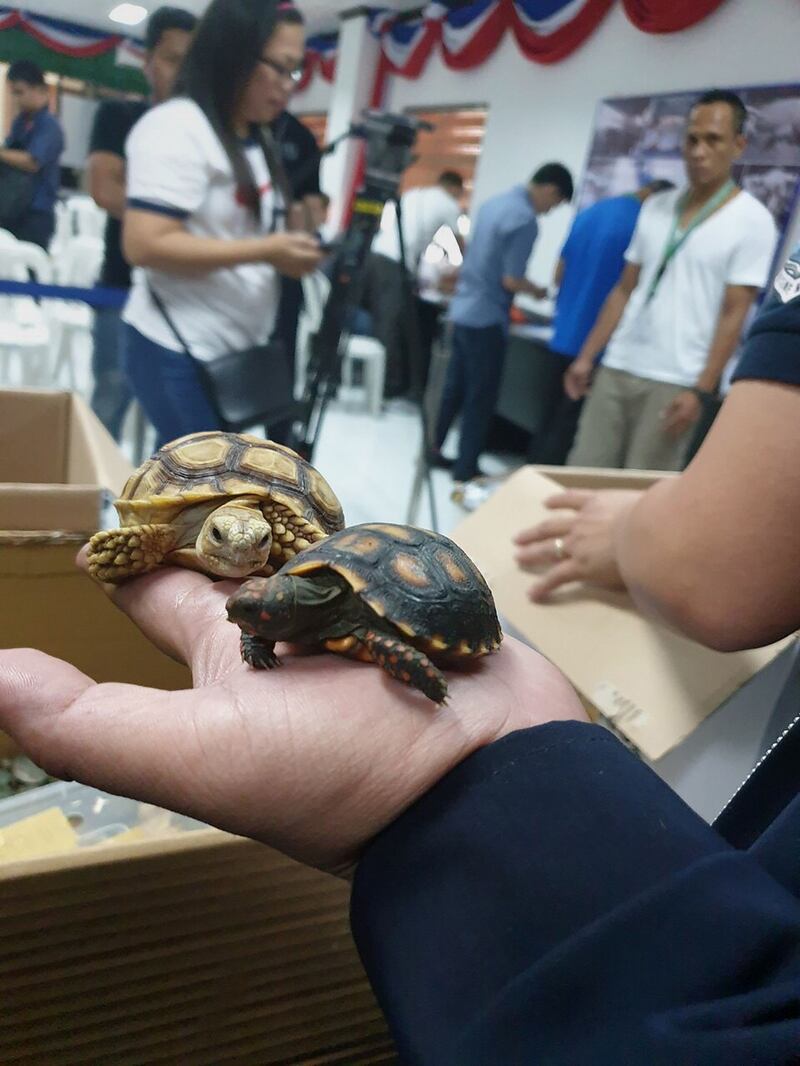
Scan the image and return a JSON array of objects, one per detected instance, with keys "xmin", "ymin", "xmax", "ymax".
[
  {"xmin": 351, "ymin": 722, "xmax": 800, "ymax": 1065},
  {"xmin": 26, "ymin": 115, "xmax": 64, "ymax": 168},
  {"xmin": 733, "ymin": 251, "xmax": 800, "ymax": 387}
]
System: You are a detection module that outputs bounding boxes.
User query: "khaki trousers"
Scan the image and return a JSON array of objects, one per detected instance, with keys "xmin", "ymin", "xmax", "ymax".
[{"xmin": 567, "ymin": 366, "xmax": 692, "ymax": 471}]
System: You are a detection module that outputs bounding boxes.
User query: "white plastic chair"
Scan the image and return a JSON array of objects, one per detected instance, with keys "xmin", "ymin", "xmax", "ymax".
[
  {"xmin": 64, "ymin": 195, "xmax": 107, "ymax": 240},
  {"xmin": 49, "ymin": 234, "xmax": 105, "ymax": 389},
  {"xmin": 297, "ymin": 272, "xmax": 387, "ymax": 416},
  {"xmin": 0, "ymin": 240, "xmax": 54, "ymax": 386}
]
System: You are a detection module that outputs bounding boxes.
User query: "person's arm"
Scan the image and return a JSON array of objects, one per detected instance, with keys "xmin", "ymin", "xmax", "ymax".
[
  {"xmin": 553, "ymin": 256, "xmax": 566, "ymax": 289},
  {"xmin": 123, "ymin": 211, "xmax": 323, "ymax": 279},
  {"xmin": 564, "ymin": 261, "xmax": 641, "ymax": 399},
  {"xmin": 87, "ymin": 151, "xmax": 127, "ymax": 219},
  {"xmin": 0, "ymin": 146, "xmax": 39, "ymax": 172},
  {"xmin": 616, "ymin": 376, "xmax": 800, "ymax": 650},
  {"xmin": 661, "ymin": 283, "xmax": 759, "ymax": 438},
  {"xmin": 501, "ymin": 221, "xmax": 547, "ymax": 300},
  {"xmin": 353, "ymin": 722, "xmax": 800, "ymax": 1065}
]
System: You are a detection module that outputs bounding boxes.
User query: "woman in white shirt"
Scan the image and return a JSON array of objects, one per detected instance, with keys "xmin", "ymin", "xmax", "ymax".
[{"xmin": 122, "ymin": 0, "xmax": 323, "ymax": 447}]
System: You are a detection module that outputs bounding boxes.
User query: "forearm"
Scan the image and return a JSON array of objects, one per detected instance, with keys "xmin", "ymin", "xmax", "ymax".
[
  {"xmin": 124, "ymin": 218, "xmax": 270, "ymax": 277},
  {"xmin": 352, "ymin": 723, "xmax": 799, "ymax": 1064},
  {"xmin": 93, "ymin": 180, "xmax": 127, "ymax": 220},
  {"xmin": 695, "ymin": 305, "xmax": 753, "ymax": 393},
  {"xmin": 0, "ymin": 148, "xmax": 38, "ymax": 173},
  {"xmin": 503, "ymin": 276, "xmax": 546, "ymax": 299},
  {"xmin": 576, "ymin": 285, "xmax": 630, "ymax": 362}
]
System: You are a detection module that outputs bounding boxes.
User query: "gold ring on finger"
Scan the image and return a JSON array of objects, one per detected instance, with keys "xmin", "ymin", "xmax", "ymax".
[{"xmin": 553, "ymin": 537, "xmax": 567, "ymax": 561}]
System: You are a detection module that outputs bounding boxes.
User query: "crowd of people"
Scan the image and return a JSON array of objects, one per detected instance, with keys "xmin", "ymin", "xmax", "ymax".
[{"xmin": 0, "ymin": 0, "xmax": 799, "ymax": 1059}]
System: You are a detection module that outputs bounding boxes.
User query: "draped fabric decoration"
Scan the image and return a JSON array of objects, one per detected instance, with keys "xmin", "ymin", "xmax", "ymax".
[
  {"xmin": 296, "ymin": 34, "xmax": 338, "ymax": 93},
  {"xmin": 621, "ymin": 0, "xmax": 729, "ymax": 34},
  {"xmin": 369, "ymin": 0, "xmax": 618, "ymax": 76},
  {"xmin": 0, "ymin": 8, "xmax": 122, "ymax": 56}
]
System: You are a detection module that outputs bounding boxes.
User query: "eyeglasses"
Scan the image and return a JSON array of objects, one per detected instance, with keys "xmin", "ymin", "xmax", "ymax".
[{"xmin": 259, "ymin": 56, "xmax": 304, "ymax": 86}]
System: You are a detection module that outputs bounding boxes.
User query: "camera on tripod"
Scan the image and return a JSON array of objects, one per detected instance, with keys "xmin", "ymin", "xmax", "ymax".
[{"xmin": 293, "ymin": 110, "xmax": 432, "ymax": 461}]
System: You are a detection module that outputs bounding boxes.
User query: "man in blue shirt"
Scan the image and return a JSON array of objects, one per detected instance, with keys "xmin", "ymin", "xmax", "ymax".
[
  {"xmin": 530, "ymin": 179, "xmax": 674, "ymax": 464},
  {"xmin": 432, "ymin": 163, "xmax": 573, "ymax": 488},
  {"xmin": 0, "ymin": 60, "xmax": 65, "ymax": 249}
]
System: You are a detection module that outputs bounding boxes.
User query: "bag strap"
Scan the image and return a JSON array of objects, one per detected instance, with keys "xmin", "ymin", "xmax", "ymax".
[{"xmin": 147, "ymin": 282, "xmax": 199, "ymax": 363}]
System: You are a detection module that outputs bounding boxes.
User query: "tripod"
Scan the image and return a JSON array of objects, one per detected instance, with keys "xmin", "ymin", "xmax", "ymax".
[{"xmin": 289, "ymin": 111, "xmax": 439, "ymax": 531}]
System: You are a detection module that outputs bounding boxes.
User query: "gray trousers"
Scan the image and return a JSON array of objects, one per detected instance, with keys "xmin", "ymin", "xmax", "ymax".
[{"xmin": 567, "ymin": 365, "xmax": 692, "ymax": 471}]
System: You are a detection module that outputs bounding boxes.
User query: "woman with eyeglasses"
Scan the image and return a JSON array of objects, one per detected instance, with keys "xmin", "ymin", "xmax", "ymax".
[{"xmin": 120, "ymin": 0, "xmax": 322, "ymax": 447}]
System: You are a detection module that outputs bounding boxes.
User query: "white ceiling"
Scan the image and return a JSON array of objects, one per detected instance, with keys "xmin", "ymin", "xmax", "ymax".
[{"xmin": 31, "ymin": 0, "xmax": 420, "ymax": 37}]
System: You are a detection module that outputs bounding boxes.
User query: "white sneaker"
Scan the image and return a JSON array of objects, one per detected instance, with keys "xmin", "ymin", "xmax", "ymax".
[{"xmin": 451, "ymin": 476, "xmax": 504, "ymax": 512}]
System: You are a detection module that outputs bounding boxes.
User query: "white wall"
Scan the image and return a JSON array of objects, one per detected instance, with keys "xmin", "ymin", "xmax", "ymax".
[
  {"xmin": 291, "ymin": 75, "xmax": 332, "ymax": 118},
  {"xmin": 383, "ymin": 0, "xmax": 800, "ymax": 284}
]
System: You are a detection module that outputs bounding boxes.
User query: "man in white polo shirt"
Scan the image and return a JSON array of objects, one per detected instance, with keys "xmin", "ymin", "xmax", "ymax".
[{"xmin": 565, "ymin": 89, "xmax": 777, "ymax": 471}]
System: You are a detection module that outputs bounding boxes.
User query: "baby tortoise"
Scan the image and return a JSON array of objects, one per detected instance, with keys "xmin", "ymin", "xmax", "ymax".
[
  {"xmin": 226, "ymin": 522, "xmax": 502, "ymax": 703},
  {"xmin": 87, "ymin": 431, "xmax": 344, "ymax": 582}
]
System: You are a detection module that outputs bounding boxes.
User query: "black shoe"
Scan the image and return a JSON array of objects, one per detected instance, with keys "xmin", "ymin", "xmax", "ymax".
[{"xmin": 427, "ymin": 449, "xmax": 454, "ymax": 470}]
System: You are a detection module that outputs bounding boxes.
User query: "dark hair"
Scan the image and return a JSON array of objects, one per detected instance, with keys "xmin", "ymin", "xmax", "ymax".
[
  {"xmin": 175, "ymin": 0, "xmax": 303, "ymax": 213},
  {"xmin": 438, "ymin": 170, "xmax": 464, "ymax": 190},
  {"xmin": 646, "ymin": 179, "xmax": 676, "ymax": 194},
  {"xmin": 531, "ymin": 162, "xmax": 574, "ymax": 203},
  {"xmin": 693, "ymin": 89, "xmax": 748, "ymax": 136},
  {"xmin": 145, "ymin": 6, "xmax": 198, "ymax": 52},
  {"xmin": 7, "ymin": 60, "xmax": 45, "ymax": 87}
]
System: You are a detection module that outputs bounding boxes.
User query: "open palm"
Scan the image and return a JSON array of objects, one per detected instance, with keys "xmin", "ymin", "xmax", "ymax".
[{"xmin": 0, "ymin": 561, "xmax": 586, "ymax": 875}]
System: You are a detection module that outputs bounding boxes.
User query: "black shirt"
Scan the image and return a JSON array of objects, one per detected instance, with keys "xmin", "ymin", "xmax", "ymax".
[
  {"xmin": 89, "ymin": 99, "xmax": 148, "ymax": 289},
  {"xmin": 271, "ymin": 111, "xmax": 321, "ymax": 201}
]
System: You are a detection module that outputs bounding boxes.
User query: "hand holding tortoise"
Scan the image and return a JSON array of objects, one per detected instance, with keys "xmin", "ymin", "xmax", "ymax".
[{"xmin": 0, "ymin": 556, "xmax": 586, "ymax": 876}]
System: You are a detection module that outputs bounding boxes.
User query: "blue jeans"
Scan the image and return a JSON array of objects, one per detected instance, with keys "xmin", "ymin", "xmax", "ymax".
[
  {"xmin": 91, "ymin": 307, "xmax": 133, "ymax": 441},
  {"xmin": 122, "ymin": 323, "xmax": 221, "ymax": 449},
  {"xmin": 435, "ymin": 323, "xmax": 507, "ymax": 482}
]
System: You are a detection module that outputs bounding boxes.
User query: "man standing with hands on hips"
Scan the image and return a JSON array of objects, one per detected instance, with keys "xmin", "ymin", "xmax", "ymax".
[{"xmin": 565, "ymin": 90, "xmax": 776, "ymax": 471}]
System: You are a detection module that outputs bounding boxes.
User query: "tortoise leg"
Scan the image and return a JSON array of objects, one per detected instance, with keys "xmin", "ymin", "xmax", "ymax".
[
  {"xmin": 240, "ymin": 632, "xmax": 280, "ymax": 670},
  {"xmin": 264, "ymin": 505, "xmax": 327, "ymax": 566},
  {"xmin": 87, "ymin": 524, "xmax": 177, "ymax": 584},
  {"xmin": 356, "ymin": 628, "xmax": 448, "ymax": 704}
]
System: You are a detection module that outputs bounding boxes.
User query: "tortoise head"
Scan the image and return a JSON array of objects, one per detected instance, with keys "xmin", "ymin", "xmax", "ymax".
[
  {"xmin": 196, "ymin": 502, "xmax": 272, "ymax": 578},
  {"xmin": 226, "ymin": 572, "xmax": 344, "ymax": 641}
]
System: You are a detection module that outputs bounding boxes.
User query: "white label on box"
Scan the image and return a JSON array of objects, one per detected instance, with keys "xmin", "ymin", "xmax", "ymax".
[{"xmin": 592, "ymin": 682, "xmax": 648, "ymax": 729}]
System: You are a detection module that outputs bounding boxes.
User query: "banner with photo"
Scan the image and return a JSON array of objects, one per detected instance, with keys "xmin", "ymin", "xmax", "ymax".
[{"xmin": 578, "ymin": 84, "xmax": 800, "ymax": 242}]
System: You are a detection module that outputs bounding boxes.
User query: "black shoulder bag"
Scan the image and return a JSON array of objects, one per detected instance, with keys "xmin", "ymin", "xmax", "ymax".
[
  {"xmin": 0, "ymin": 160, "xmax": 37, "ymax": 228},
  {"xmin": 147, "ymin": 128, "xmax": 297, "ymax": 433}
]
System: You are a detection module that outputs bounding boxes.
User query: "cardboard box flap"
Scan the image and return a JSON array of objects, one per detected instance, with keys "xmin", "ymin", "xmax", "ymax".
[
  {"xmin": 453, "ymin": 466, "xmax": 792, "ymax": 761},
  {"xmin": 0, "ymin": 389, "xmax": 70, "ymax": 483},
  {"xmin": 67, "ymin": 392, "xmax": 133, "ymax": 498}
]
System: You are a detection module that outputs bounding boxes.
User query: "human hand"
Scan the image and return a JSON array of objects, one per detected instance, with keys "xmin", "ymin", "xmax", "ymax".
[
  {"xmin": 564, "ymin": 357, "xmax": 594, "ymax": 400},
  {"xmin": 661, "ymin": 390, "xmax": 702, "ymax": 439},
  {"xmin": 263, "ymin": 232, "xmax": 324, "ymax": 279},
  {"xmin": 0, "ymin": 558, "xmax": 586, "ymax": 877},
  {"xmin": 513, "ymin": 489, "xmax": 643, "ymax": 601}
]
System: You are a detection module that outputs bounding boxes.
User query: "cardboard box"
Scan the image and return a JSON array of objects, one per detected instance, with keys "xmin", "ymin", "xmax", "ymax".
[
  {"xmin": 452, "ymin": 466, "xmax": 794, "ymax": 761},
  {"xmin": 0, "ymin": 390, "xmax": 395, "ymax": 1062},
  {"xmin": 0, "ymin": 828, "xmax": 396, "ymax": 1064},
  {"xmin": 0, "ymin": 389, "xmax": 188, "ymax": 689}
]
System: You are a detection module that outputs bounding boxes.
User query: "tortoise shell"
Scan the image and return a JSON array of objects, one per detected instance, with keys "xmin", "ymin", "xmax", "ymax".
[
  {"xmin": 115, "ymin": 432, "xmax": 344, "ymax": 534},
  {"xmin": 284, "ymin": 522, "xmax": 502, "ymax": 659}
]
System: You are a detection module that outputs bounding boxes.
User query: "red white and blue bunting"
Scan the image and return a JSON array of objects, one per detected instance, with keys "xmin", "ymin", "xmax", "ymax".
[
  {"xmin": 0, "ymin": 7, "xmax": 124, "ymax": 57},
  {"xmin": 297, "ymin": 33, "xmax": 338, "ymax": 93},
  {"xmin": 297, "ymin": 0, "xmax": 733, "ymax": 89}
]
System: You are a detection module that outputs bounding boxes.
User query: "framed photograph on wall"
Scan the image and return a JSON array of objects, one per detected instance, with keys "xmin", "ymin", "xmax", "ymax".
[{"xmin": 578, "ymin": 84, "xmax": 800, "ymax": 241}]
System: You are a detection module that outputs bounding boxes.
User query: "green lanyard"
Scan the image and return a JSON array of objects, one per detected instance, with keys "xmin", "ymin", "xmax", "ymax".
[{"xmin": 646, "ymin": 180, "xmax": 736, "ymax": 303}]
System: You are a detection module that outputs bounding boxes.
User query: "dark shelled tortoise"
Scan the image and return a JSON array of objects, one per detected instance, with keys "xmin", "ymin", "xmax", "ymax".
[
  {"xmin": 87, "ymin": 432, "xmax": 344, "ymax": 583},
  {"xmin": 226, "ymin": 522, "xmax": 502, "ymax": 703}
]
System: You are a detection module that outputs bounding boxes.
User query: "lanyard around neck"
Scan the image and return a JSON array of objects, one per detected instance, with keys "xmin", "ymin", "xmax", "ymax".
[{"xmin": 646, "ymin": 180, "xmax": 735, "ymax": 303}]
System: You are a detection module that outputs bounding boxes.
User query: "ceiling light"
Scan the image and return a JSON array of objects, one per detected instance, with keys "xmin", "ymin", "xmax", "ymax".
[{"xmin": 109, "ymin": 3, "xmax": 148, "ymax": 26}]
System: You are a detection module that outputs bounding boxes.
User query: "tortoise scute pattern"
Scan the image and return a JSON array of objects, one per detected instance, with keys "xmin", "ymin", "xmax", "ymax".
[
  {"xmin": 120, "ymin": 432, "xmax": 344, "ymax": 534},
  {"xmin": 287, "ymin": 522, "xmax": 502, "ymax": 659}
]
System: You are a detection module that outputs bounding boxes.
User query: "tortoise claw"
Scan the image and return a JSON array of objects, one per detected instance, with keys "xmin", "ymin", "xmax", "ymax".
[{"xmin": 240, "ymin": 633, "xmax": 280, "ymax": 670}]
